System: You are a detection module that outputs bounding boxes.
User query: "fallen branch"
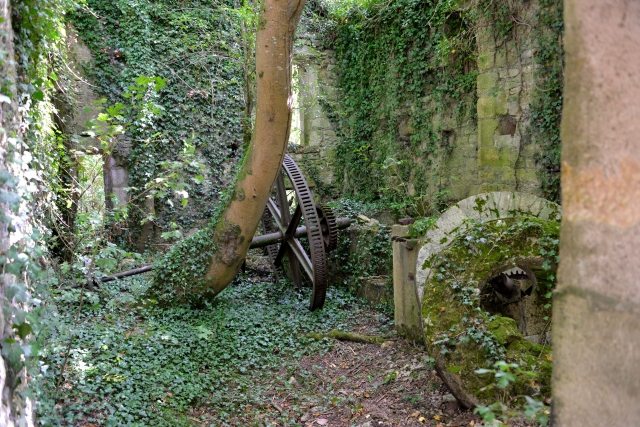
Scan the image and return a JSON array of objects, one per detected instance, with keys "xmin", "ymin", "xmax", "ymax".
[{"xmin": 305, "ymin": 329, "xmax": 384, "ymax": 344}]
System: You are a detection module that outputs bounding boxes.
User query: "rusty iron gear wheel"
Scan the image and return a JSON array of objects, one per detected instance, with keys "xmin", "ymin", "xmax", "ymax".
[
  {"xmin": 263, "ymin": 155, "xmax": 328, "ymax": 310},
  {"xmin": 316, "ymin": 204, "xmax": 339, "ymax": 252}
]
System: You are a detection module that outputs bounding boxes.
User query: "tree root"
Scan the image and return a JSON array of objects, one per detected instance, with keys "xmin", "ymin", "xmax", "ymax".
[{"xmin": 305, "ymin": 329, "xmax": 385, "ymax": 344}]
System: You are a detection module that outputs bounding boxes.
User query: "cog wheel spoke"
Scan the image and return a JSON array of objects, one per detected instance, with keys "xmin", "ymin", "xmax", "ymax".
[{"xmin": 261, "ymin": 155, "xmax": 328, "ymax": 310}]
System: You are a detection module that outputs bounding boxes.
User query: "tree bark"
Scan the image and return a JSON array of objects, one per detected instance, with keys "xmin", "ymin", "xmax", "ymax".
[
  {"xmin": 553, "ymin": 1, "xmax": 640, "ymax": 426},
  {"xmin": 202, "ymin": 0, "xmax": 305, "ymax": 293}
]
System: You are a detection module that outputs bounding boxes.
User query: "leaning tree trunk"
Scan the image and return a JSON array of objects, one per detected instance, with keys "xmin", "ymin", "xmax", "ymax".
[
  {"xmin": 553, "ymin": 1, "xmax": 640, "ymax": 426},
  {"xmin": 202, "ymin": 0, "xmax": 305, "ymax": 292}
]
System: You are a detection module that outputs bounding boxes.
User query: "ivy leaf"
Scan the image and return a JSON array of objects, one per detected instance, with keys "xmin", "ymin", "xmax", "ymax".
[
  {"xmin": 0, "ymin": 169, "xmax": 14, "ymax": 186},
  {"xmin": 1, "ymin": 339, "xmax": 24, "ymax": 369},
  {"xmin": 106, "ymin": 103, "xmax": 125, "ymax": 117},
  {"xmin": 32, "ymin": 90, "xmax": 44, "ymax": 101},
  {"xmin": 13, "ymin": 322, "xmax": 32, "ymax": 339},
  {"xmin": 154, "ymin": 77, "xmax": 167, "ymax": 90}
]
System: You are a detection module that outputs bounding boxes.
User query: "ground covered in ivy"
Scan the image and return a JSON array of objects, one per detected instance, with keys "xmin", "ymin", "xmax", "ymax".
[{"xmin": 39, "ymin": 269, "xmax": 485, "ymax": 427}]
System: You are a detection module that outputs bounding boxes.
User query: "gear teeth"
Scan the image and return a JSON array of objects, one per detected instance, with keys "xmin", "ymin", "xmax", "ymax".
[
  {"xmin": 282, "ymin": 155, "xmax": 328, "ymax": 311},
  {"xmin": 317, "ymin": 204, "xmax": 339, "ymax": 252},
  {"xmin": 503, "ymin": 267, "xmax": 525, "ymax": 277}
]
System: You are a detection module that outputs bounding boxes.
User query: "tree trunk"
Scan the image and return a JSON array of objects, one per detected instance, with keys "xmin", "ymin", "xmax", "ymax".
[
  {"xmin": 553, "ymin": 1, "xmax": 640, "ymax": 426},
  {"xmin": 202, "ymin": 0, "xmax": 305, "ymax": 293}
]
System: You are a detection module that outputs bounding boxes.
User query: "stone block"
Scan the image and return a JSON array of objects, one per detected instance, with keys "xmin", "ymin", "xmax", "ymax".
[
  {"xmin": 495, "ymin": 50, "xmax": 507, "ymax": 68},
  {"xmin": 478, "ymin": 146, "xmax": 512, "ymax": 167},
  {"xmin": 494, "ymin": 134, "xmax": 520, "ymax": 149},
  {"xmin": 515, "ymin": 193, "xmax": 544, "ymax": 216},
  {"xmin": 501, "ymin": 168, "xmax": 517, "ymax": 183},
  {"xmin": 496, "ymin": 91, "xmax": 508, "ymax": 115},
  {"xmin": 478, "ymin": 118, "xmax": 499, "ymax": 147},
  {"xmin": 393, "ymin": 234, "xmax": 423, "ymax": 341},
  {"xmin": 516, "ymin": 169, "xmax": 538, "ymax": 185},
  {"xmin": 508, "ymin": 99, "xmax": 521, "ymax": 115},
  {"xmin": 478, "ymin": 147, "xmax": 501, "ymax": 166},
  {"xmin": 499, "ymin": 68, "xmax": 521, "ymax": 79},
  {"xmin": 450, "ymin": 183, "xmax": 473, "ymax": 201},
  {"xmin": 392, "ymin": 224, "xmax": 410, "ymax": 238},
  {"xmin": 477, "ymin": 97, "xmax": 496, "ymax": 119},
  {"xmin": 476, "ymin": 27, "xmax": 495, "ymax": 51},
  {"xmin": 445, "ymin": 153, "xmax": 466, "ymax": 170},
  {"xmin": 477, "ymin": 72, "xmax": 499, "ymax": 95},
  {"xmin": 479, "ymin": 168, "xmax": 500, "ymax": 182},
  {"xmin": 477, "ymin": 51, "xmax": 494, "ymax": 71},
  {"xmin": 358, "ymin": 276, "xmax": 392, "ymax": 306},
  {"xmin": 435, "ymin": 205, "xmax": 467, "ymax": 236}
]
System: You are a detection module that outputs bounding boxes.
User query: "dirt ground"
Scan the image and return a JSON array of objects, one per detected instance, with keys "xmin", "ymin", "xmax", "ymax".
[
  {"xmin": 201, "ymin": 301, "xmax": 483, "ymax": 427},
  {"xmin": 288, "ymin": 339, "xmax": 481, "ymax": 427}
]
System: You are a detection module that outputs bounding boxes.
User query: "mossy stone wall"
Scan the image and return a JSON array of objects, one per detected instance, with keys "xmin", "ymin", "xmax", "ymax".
[{"xmin": 298, "ymin": 1, "xmax": 557, "ymax": 207}]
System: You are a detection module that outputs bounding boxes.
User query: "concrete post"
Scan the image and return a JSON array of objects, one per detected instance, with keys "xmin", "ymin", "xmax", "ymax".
[
  {"xmin": 391, "ymin": 224, "xmax": 422, "ymax": 341},
  {"xmin": 553, "ymin": 1, "xmax": 640, "ymax": 426}
]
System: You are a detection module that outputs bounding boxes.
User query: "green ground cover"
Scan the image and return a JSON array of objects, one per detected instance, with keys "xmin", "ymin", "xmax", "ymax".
[{"xmin": 38, "ymin": 275, "xmax": 393, "ymax": 426}]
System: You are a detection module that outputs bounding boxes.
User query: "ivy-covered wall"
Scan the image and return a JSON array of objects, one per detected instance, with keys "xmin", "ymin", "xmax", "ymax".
[
  {"xmin": 69, "ymin": 0, "xmax": 248, "ymax": 249},
  {"xmin": 295, "ymin": 0, "xmax": 564, "ymax": 212},
  {"xmin": 60, "ymin": 0, "xmax": 563, "ymax": 255}
]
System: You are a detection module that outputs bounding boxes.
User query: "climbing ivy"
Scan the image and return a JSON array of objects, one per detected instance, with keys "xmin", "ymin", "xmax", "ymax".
[
  {"xmin": 70, "ymin": 0, "xmax": 248, "ymax": 247},
  {"xmin": 39, "ymin": 274, "xmax": 370, "ymax": 425},
  {"xmin": 530, "ymin": 0, "xmax": 563, "ymax": 203},
  {"xmin": 309, "ymin": 0, "xmax": 564, "ymax": 210},
  {"xmin": 319, "ymin": 0, "xmax": 479, "ymax": 214},
  {"xmin": 1, "ymin": 0, "xmax": 78, "ymax": 421}
]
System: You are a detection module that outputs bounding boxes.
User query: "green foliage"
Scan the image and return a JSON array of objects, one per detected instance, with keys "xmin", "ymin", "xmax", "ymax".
[
  {"xmin": 326, "ymin": 197, "xmax": 393, "ymax": 293},
  {"xmin": 39, "ymin": 274, "xmax": 371, "ymax": 426},
  {"xmin": 326, "ymin": 196, "xmax": 387, "ymax": 219},
  {"xmin": 0, "ymin": 169, "xmax": 53, "ymax": 419},
  {"xmin": 474, "ymin": 361, "xmax": 551, "ymax": 426},
  {"xmin": 1, "ymin": 0, "xmax": 79, "ymax": 420},
  {"xmin": 334, "ymin": 223, "xmax": 392, "ymax": 291},
  {"xmin": 408, "ymin": 216, "xmax": 436, "ymax": 238},
  {"xmin": 70, "ymin": 0, "xmax": 248, "ymax": 244},
  {"xmin": 530, "ymin": 0, "xmax": 564, "ymax": 202},
  {"xmin": 313, "ymin": 0, "xmax": 564, "ymax": 208},
  {"xmin": 321, "ymin": 0, "xmax": 478, "ymax": 213}
]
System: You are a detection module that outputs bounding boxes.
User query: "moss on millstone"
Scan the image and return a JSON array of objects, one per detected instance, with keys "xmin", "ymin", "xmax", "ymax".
[
  {"xmin": 421, "ymin": 216, "xmax": 558, "ymax": 405},
  {"xmin": 487, "ymin": 317, "xmax": 521, "ymax": 346}
]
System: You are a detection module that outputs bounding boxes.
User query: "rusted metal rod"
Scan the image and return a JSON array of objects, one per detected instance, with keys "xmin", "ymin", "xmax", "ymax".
[
  {"xmin": 97, "ymin": 217, "xmax": 353, "ymax": 282},
  {"xmin": 99, "ymin": 264, "xmax": 154, "ymax": 283},
  {"xmin": 249, "ymin": 217, "xmax": 353, "ymax": 249}
]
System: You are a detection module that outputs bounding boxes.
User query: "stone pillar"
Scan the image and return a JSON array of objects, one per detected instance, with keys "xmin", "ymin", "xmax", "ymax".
[
  {"xmin": 391, "ymin": 224, "xmax": 422, "ymax": 341},
  {"xmin": 103, "ymin": 144, "xmax": 130, "ymax": 210},
  {"xmin": 553, "ymin": 1, "xmax": 640, "ymax": 426},
  {"xmin": 291, "ymin": 37, "xmax": 339, "ymax": 194},
  {"xmin": 474, "ymin": 4, "xmax": 540, "ymax": 194}
]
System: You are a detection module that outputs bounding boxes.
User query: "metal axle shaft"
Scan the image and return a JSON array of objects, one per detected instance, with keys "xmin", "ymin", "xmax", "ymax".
[{"xmin": 98, "ymin": 217, "xmax": 353, "ymax": 282}]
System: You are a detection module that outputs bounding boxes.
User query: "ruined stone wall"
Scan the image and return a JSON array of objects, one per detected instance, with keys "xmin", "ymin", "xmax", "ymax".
[
  {"xmin": 65, "ymin": 26, "xmax": 131, "ymax": 211},
  {"xmin": 295, "ymin": 1, "xmax": 556, "ymax": 206},
  {"xmin": 474, "ymin": 6, "xmax": 540, "ymax": 195},
  {"xmin": 290, "ymin": 27, "xmax": 340, "ymax": 197}
]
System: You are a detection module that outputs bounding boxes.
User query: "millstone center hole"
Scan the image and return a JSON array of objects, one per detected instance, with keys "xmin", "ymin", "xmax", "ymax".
[{"xmin": 480, "ymin": 267, "xmax": 551, "ymax": 345}]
